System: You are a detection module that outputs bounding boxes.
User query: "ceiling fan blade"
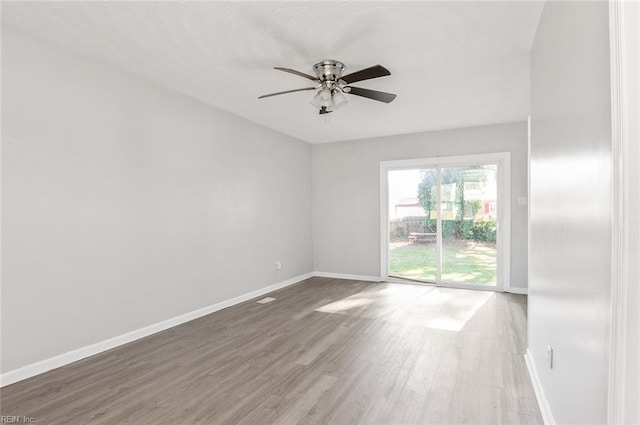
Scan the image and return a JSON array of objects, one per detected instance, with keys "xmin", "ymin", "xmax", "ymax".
[
  {"xmin": 346, "ymin": 86, "xmax": 397, "ymax": 103},
  {"xmin": 341, "ymin": 65, "xmax": 391, "ymax": 84},
  {"xmin": 258, "ymin": 87, "xmax": 316, "ymax": 99},
  {"xmin": 274, "ymin": 67, "xmax": 320, "ymax": 82}
]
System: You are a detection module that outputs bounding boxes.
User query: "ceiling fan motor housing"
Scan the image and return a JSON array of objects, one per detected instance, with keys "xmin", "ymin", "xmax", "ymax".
[
  {"xmin": 313, "ymin": 60, "xmax": 345, "ymax": 82},
  {"xmin": 259, "ymin": 61, "xmax": 395, "ymax": 113}
]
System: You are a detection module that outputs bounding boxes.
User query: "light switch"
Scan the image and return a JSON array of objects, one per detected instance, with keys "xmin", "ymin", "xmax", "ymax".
[{"xmin": 517, "ymin": 196, "xmax": 528, "ymax": 205}]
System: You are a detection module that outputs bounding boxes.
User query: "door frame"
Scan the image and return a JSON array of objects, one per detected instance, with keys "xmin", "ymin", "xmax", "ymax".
[
  {"xmin": 607, "ymin": 0, "xmax": 639, "ymax": 422},
  {"xmin": 380, "ymin": 152, "xmax": 511, "ymax": 292}
]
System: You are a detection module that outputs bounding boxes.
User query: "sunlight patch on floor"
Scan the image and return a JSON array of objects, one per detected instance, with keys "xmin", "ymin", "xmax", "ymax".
[
  {"xmin": 315, "ymin": 295, "xmax": 374, "ymax": 313},
  {"xmin": 410, "ymin": 288, "xmax": 493, "ymax": 331},
  {"xmin": 314, "ymin": 284, "xmax": 493, "ymax": 332}
]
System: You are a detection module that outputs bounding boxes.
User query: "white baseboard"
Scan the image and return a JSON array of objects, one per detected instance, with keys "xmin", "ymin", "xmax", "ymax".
[
  {"xmin": 0, "ymin": 272, "xmax": 314, "ymax": 388},
  {"xmin": 525, "ymin": 349, "xmax": 556, "ymax": 425},
  {"xmin": 507, "ymin": 287, "xmax": 528, "ymax": 295},
  {"xmin": 313, "ymin": 271, "xmax": 382, "ymax": 282}
]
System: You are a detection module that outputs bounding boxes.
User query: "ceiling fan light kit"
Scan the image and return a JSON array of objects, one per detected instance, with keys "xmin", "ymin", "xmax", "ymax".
[{"xmin": 259, "ymin": 59, "xmax": 396, "ymax": 115}]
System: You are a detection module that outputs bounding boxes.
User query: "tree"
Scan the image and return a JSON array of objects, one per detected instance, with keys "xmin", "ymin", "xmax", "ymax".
[
  {"xmin": 417, "ymin": 169, "xmax": 437, "ymax": 231},
  {"xmin": 417, "ymin": 166, "xmax": 483, "ymax": 238}
]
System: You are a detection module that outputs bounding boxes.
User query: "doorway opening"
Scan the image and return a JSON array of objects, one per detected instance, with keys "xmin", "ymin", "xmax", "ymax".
[{"xmin": 380, "ymin": 153, "xmax": 511, "ymax": 291}]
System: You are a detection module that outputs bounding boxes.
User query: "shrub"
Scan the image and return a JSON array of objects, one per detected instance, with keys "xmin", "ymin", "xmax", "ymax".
[
  {"xmin": 442, "ymin": 219, "xmax": 496, "ymax": 242},
  {"xmin": 471, "ymin": 219, "xmax": 497, "ymax": 242},
  {"xmin": 390, "ymin": 216, "xmax": 496, "ymax": 242}
]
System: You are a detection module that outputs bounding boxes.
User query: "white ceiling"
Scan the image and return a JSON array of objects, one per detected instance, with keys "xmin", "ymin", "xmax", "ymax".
[{"xmin": 2, "ymin": 1, "xmax": 543, "ymax": 144}]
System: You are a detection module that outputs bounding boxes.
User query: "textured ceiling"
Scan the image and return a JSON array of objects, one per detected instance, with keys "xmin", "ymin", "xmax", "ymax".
[{"xmin": 2, "ymin": 1, "xmax": 543, "ymax": 144}]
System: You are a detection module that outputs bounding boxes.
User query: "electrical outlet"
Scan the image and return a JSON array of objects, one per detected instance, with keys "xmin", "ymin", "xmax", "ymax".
[
  {"xmin": 518, "ymin": 196, "xmax": 528, "ymax": 205},
  {"xmin": 275, "ymin": 261, "xmax": 282, "ymax": 270},
  {"xmin": 547, "ymin": 345, "xmax": 554, "ymax": 369}
]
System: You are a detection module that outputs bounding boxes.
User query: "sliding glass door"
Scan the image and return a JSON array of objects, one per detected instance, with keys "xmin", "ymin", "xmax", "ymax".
[
  {"xmin": 382, "ymin": 154, "xmax": 509, "ymax": 291},
  {"xmin": 439, "ymin": 165, "xmax": 498, "ymax": 286},
  {"xmin": 387, "ymin": 168, "xmax": 438, "ymax": 282}
]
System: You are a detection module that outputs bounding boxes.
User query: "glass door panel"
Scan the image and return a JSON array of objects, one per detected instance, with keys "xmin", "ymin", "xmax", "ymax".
[
  {"xmin": 439, "ymin": 165, "xmax": 498, "ymax": 286},
  {"xmin": 388, "ymin": 168, "xmax": 438, "ymax": 282}
]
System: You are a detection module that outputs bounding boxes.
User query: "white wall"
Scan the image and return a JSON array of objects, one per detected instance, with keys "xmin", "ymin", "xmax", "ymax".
[
  {"xmin": 312, "ymin": 122, "xmax": 529, "ymax": 288},
  {"xmin": 529, "ymin": 2, "xmax": 611, "ymax": 423},
  {"xmin": 1, "ymin": 27, "xmax": 313, "ymax": 374}
]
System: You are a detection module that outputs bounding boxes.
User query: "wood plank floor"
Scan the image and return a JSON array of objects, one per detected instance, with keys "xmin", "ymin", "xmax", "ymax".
[{"xmin": 0, "ymin": 277, "xmax": 542, "ymax": 424}]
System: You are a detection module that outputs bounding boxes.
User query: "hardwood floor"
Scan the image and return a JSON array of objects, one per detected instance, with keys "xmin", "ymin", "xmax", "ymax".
[{"xmin": 0, "ymin": 277, "xmax": 542, "ymax": 424}]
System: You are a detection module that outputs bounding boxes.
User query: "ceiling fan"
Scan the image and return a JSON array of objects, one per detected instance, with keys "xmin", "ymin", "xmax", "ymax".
[{"xmin": 258, "ymin": 60, "xmax": 396, "ymax": 114}]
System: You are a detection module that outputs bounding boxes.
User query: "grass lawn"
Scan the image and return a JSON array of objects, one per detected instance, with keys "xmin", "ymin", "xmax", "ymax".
[{"xmin": 389, "ymin": 240, "xmax": 497, "ymax": 285}]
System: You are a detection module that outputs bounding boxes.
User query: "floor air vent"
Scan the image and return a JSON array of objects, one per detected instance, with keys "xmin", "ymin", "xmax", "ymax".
[{"xmin": 256, "ymin": 297, "xmax": 276, "ymax": 304}]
